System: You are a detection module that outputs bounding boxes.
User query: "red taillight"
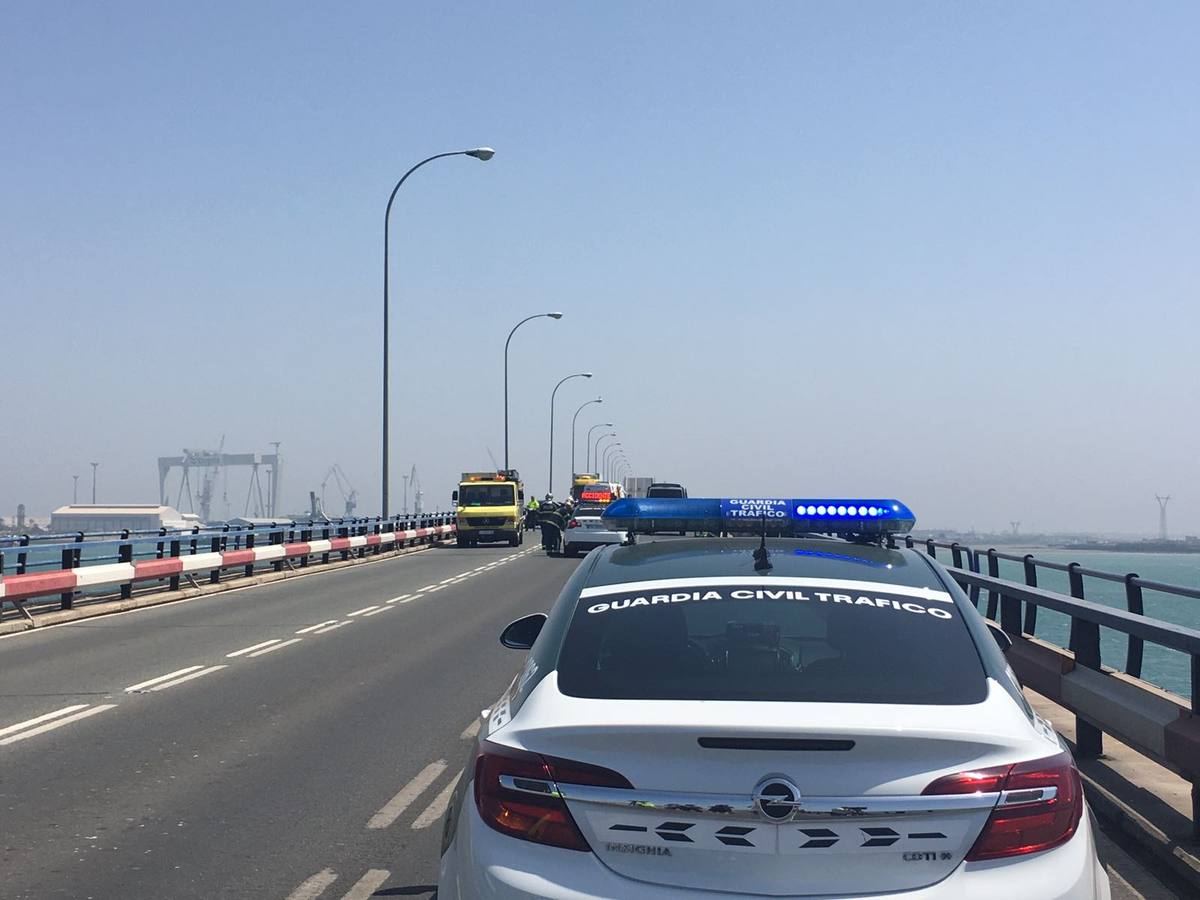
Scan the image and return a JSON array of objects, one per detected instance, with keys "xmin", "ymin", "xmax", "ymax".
[
  {"xmin": 923, "ymin": 751, "xmax": 1083, "ymax": 861},
  {"xmin": 567, "ymin": 519, "xmax": 580, "ymax": 528},
  {"xmin": 473, "ymin": 740, "xmax": 631, "ymax": 851}
]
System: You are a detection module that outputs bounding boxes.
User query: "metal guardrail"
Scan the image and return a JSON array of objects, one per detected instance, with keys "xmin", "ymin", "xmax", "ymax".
[
  {"xmin": 0, "ymin": 513, "xmax": 457, "ymax": 615},
  {"xmin": 890, "ymin": 535, "xmax": 1200, "ymax": 836}
]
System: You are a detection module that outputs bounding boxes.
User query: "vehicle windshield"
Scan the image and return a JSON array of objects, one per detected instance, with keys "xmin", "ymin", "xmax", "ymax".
[
  {"xmin": 459, "ymin": 484, "xmax": 515, "ymax": 507},
  {"xmin": 647, "ymin": 485, "xmax": 683, "ymax": 498},
  {"xmin": 557, "ymin": 582, "xmax": 986, "ymax": 705}
]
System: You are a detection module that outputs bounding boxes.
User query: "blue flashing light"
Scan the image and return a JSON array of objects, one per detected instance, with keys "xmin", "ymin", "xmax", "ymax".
[{"xmin": 601, "ymin": 497, "xmax": 915, "ymax": 537}]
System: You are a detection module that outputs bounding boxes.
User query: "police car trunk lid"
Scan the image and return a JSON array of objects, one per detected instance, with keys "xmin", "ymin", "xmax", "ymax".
[{"xmin": 508, "ymin": 679, "xmax": 1042, "ymax": 895}]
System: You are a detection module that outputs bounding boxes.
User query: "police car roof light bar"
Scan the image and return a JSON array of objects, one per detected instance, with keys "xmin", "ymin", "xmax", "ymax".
[{"xmin": 601, "ymin": 497, "xmax": 916, "ymax": 538}]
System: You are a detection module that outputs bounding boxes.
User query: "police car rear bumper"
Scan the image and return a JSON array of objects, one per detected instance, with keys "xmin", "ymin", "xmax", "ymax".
[{"xmin": 439, "ymin": 795, "xmax": 1109, "ymax": 900}]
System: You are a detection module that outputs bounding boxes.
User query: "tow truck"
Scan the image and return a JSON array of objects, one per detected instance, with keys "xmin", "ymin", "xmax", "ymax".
[{"xmin": 453, "ymin": 471, "xmax": 524, "ymax": 547}]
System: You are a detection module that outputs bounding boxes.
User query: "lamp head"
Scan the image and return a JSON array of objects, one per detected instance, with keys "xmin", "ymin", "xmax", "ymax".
[
  {"xmin": 547, "ymin": 312, "xmax": 564, "ymax": 319},
  {"xmin": 465, "ymin": 147, "xmax": 495, "ymax": 161}
]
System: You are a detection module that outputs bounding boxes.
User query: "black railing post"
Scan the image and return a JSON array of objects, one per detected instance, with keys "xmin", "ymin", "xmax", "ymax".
[
  {"xmin": 1067, "ymin": 563, "xmax": 1086, "ymax": 648},
  {"xmin": 17, "ymin": 533, "xmax": 31, "ymax": 575},
  {"xmin": 244, "ymin": 532, "xmax": 256, "ymax": 577},
  {"xmin": 210, "ymin": 534, "xmax": 222, "ymax": 584},
  {"xmin": 950, "ymin": 543, "xmax": 963, "ymax": 569},
  {"xmin": 1022, "ymin": 555, "xmax": 1039, "ymax": 635},
  {"xmin": 1000, "ymin": 579, "xmax": 1021, "ymax": 635},
  {"xmin": 119, "ymin": 532, "xmax": 133, "ymax": 600},
  {"xmin": 966, "ymin": 548, "xmax": 981, "ymax": 609},
  {"xmin": 169, "ymin": 538, "xmax": 181, "ymax": 591},
  {"xmin": 322, "ymin": 526, "xmax": 331, "ymax": 565},
  {"xmin": 985, "ymin": 550, "xmax": 1000, "ymax": 620},
  {"xmin": 299, "ymin": 527, "xmax": 310, "ymax": 568},
  {"xmin": 1066, "ymin": 562, "xmax": 1103, "ymax": 758},
  {"xmin": 925, "ymin": 538, "xmax": 936, "ymax": 559},
  {"xmin": 1192, "ymin": 651, "xmax": 1200, "ymax": 839},
  {"xmin": 1124, "ymin": 574, "xmax": 1144, "ymax": 679},
  {"xmin": 272, "ymin": 528, "xmax": 284, "ymax": 573},
  {"xmin": 60, "ymin": 533, "xmax": 82, "ymax": 609}
]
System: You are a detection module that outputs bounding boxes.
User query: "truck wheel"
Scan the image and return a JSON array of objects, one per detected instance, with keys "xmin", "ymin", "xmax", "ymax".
[
  {"xmin": 456, "ymin": 535, "xmax": 466, "ymax": 547},
  {"xmin": 508, "ymin": 535, "xmax": 519, "ymax": 547}
]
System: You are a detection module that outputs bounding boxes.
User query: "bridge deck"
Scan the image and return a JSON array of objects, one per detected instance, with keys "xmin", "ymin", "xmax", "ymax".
[{"xmin": 0, "ymin": 543, "xmax": 1187, "ymax": 898}]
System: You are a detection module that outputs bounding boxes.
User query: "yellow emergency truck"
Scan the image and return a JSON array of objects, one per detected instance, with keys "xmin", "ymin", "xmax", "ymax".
[{"xmin": 453, "ymin": 471, "xmax": 524, "ymax": 547}]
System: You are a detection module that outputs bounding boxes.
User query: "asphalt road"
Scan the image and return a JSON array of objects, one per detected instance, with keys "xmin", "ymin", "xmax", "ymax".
[{"xmin": 0, "ymin": 539, "xmax": 1183, "ymax": 899}]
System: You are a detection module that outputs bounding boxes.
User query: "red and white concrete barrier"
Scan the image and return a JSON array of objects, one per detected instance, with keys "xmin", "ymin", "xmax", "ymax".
[{"xmin": 0, "ymin": 525, "xmax": 455, "ymax": 603}]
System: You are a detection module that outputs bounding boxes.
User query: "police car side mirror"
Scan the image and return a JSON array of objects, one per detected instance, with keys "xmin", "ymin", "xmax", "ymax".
[
  {"xmin": 986, "ymin": 622, "xmax": 1013, "ymax": 653},
  {"xmin": 500, "ymin": 613, "xmax": 547, "ymax": 650}
]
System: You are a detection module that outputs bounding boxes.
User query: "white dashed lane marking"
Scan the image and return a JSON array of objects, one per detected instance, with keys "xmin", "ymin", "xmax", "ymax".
[
  {"xmin": 284, "ymin": 867, "xmax": 338, "ymax": 900},
  {"xmin": 0, "ymin": 704, "xmax": 118, "ymax": 746},
  {"xmin": 346, "ymin": 605, "xmax": 379, "ymax": 617},
  {"xmin": 125, "ymin": 666, "xmax": 205, "ymax": 692},
  {"xmin": 312, "ymin": 621, "xmax": 352, "ymax": 634},
  {"xmin": 366, "ymin": 760, "xmax": 447, "ymax": 829},
  {"xmin": 412, "ymin": 770, "xmax": 462, "ymax": 829},
  {"xmin": 148, "ymin": 665, "xmax": 227, "ymax": 691},
  {"xmin": 361, "ymin": 606, "xmax": 392, "ymax": 618},
  {"xmin": 0, "ymin": 704, "xmax": 89, "ymax": 739},
  {"xmin": 460, "ymin": 718, "xmax": 480, "ymax": 740},
  {"xmin": 296, "ymin": 621, "xmax": 338, "ymax": 634},
  {"xmin": 340, "ymin": 869, "xmax": 390, "ymax": 900},
  {"xmin": 385, "ymin": 594, "xmax": 411, "ymax": 604},
  {"xmin": 247, "ymin": 638, "xmax": 302, "ymax": 657},
  {"xmin": 226, "ymin": 639, "xmax": 281, "ymax": 657}
]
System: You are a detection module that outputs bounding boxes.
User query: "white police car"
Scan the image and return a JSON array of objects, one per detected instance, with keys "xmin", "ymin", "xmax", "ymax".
[{"xmin": 438, "ymin": 497, "xmax": 1110, "ymax": 899}]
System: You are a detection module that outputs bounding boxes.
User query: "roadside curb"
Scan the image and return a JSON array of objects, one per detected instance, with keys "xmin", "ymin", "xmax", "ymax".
[
  {"xmin": 0, "ymin": 538, "xmax": 455, "ymax": 637},
  {"xmin": 1079, "ymin": 765, "xmax": 1200, "ymax": 893}
]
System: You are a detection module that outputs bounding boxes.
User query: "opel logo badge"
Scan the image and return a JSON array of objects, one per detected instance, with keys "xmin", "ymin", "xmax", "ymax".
[{"xmin": 752, "ymin": 775, "xmax": 802, "ymax": 822}]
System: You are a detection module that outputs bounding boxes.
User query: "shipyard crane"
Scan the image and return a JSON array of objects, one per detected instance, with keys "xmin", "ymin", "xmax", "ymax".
[
  {"xmin": 403, "ymin": 464, "xmax": 423, "ymax": 515},
  {"xmin": 320, "ymin": 465, "xmax": 358, "ymax": 518}
]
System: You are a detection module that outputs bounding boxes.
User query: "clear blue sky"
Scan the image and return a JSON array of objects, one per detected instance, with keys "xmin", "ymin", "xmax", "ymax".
[{"xmin": 2, "ymin": 1, "xmax": 1197, "ymax": 535}]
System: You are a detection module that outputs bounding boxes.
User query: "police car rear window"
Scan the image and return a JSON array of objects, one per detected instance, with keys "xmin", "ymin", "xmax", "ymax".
[{"xmin": 556, "ymin": 579, "xmax": 987, "ymax": 705}]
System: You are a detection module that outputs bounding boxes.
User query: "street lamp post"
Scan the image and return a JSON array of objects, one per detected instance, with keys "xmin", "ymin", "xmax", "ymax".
[
  {"xmin": 548, "ymin": 372, "xmax": 592, "ymax": 496},
  {"xmin": 570, "ymin": 398, "xmax": 602, "ymax": 482},
  {"xmin": 382, "ymin": 146, "xmax": 494, "ymax": 518},
  {"xmin": 594, "ymin": 434, "xmax": 616, "ymax": 478},
  {"xmin": 603, "ymin": 443, "xmax": 621, "ymax": 480},
  {"xmin": 585, "ymin": 423, "xmax": 613, "ymax": 473},
  {"xmin": 505, "ymin": 313, "xmax": 563, "ymax": 472},
  {"xmin": 90, "ymin": 462, "xmax": 98, "ymax": 504}
]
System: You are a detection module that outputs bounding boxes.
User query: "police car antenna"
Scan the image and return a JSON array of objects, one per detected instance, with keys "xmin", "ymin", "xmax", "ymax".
[{"xmin": 753, "ymin": 515, "xmax": 772, "ymax": 572}]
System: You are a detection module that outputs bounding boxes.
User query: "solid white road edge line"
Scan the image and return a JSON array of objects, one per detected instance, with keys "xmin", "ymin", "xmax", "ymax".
[
  {"xmin": 226, "ymin": 639, "xmax": 280, "ymax": 657},
  {"xmin": 412, "ymin": 770, "xmax": 462, "ymax": 829},
  {"xmin": 366, "ymin": 759, "xmax": 448, "ymax": 830},
  {"xmin": 296, "ymin": 621, "xmax": 338, "ymax": 634},
  {"xmin": 0, "ymin": 704, "xmax": 118, "ymax": 746},
  {"xmin": 247, "ymin": 638, "xmax": 303, "ymax": 657},
  {"xmin": 340, "ymin": 869, "xmax": 390, "ymax": 900},
  {"xmin": 285, "ymin": 867, "xmax": 338, "ymax": 900},
  {"xmin": 125, "ymin": 665, "xmax": 205, "ymax": 692},
  {"xmin": 0, "ymin": 703, "xmax": 90, "ymax": 739},
  {"xmin": 148, "ymin": 665, "xmax": 227, "ymax": 691}
]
